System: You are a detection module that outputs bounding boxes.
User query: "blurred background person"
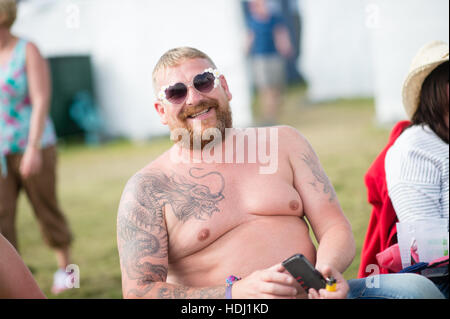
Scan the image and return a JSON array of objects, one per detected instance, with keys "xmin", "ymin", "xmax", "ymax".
[
  {"xmin": 0, "ymin": 0, "xmax": 73, "ymax": 294},
  {"xmin": 274, "ymin": 0, "xmax": 305, "ymax": 85},
  {"xmin": 244, "ymin": 0, "xmax": 294, "ymax": 125}
]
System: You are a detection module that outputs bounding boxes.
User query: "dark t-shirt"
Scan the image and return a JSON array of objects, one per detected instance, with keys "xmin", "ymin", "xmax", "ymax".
[{"xmin": 247, "ymin": 14, "xmax": 284, "ymax": 56}]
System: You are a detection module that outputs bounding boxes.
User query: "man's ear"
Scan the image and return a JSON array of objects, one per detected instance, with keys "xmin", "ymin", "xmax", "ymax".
[
  {"xmin": 219, "ymin": 75, "xmax": 232, "ymax": 101},
  {"xmin": 154, "ymin": 101, "xmax": 168, "ymax": 125}
]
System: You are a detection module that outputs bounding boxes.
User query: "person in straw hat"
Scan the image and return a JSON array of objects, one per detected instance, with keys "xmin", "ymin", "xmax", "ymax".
[{"xmin": 385, "ymin": 41, "xmax": 449, "ymax": 298}]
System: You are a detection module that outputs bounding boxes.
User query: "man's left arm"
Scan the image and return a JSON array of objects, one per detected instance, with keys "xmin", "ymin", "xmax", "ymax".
[{"xmin": 283, "ymin": 127, "xmax": 355, "ymax": 276}]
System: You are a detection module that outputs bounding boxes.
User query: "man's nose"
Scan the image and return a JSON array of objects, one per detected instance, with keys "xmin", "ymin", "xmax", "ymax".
[{"xmin": 185, "ymin": 85, "xmax": 203, "ymax": 106}]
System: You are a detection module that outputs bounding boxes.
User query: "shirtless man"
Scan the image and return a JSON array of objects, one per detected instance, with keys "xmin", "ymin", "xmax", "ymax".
[{"xmin": 117, "ymin": 47, "xmax": 355, "ymax": 299}]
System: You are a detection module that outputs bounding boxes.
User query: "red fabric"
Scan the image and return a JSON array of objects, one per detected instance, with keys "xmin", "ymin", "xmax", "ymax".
[
  {"xmin": 358, "ymin": 121, "xmax": 411, "ymax": 278},
  {"xmin": 376, "ymin": 243, "xmax": 403, "ymax": 273},
  {"xmin": 428, "ymin": 256, "xmax": 449, "ymax": 268}
]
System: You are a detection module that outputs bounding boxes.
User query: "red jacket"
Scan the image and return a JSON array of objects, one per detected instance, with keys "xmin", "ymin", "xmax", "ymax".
[{"xmin": 358, "ymin": 121, "xmax": 411, "ymax": 278}]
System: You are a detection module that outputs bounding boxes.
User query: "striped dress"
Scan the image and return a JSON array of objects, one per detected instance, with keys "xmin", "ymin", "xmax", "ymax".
[{"xmin": 385, "ymin": 125, "xmax": 449, "ymax": 223}]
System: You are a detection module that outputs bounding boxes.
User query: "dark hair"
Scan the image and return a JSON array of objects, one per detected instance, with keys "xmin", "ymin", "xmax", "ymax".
[{"xmin": 412, "ymin": 61, "xmax": 449, "ymax": 144}]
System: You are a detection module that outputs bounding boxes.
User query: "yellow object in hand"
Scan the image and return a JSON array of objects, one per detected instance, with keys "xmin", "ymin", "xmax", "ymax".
[{"xmin": 326, "ymin": 277, "xmax": 337, "ymax": 292}]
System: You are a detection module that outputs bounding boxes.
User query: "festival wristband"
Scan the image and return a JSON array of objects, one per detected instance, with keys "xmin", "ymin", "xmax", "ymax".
[{"xmin": 225, "ymin": 275, "xmax": 241, "ymax": 299}]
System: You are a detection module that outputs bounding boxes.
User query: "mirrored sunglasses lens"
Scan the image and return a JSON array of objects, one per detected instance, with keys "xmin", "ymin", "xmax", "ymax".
[
  {"xmin": 166, "ymin": 83, "xmax": 187, "ymax": 104},
  {"xmin": 194, "ymin": 72, "xmax": 215, "ymax": 93}
]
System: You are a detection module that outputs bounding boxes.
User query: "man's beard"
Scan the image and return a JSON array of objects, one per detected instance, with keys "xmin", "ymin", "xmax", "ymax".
[{"xmin": 168, "ymin": 98, "xmax": 233, "ymax": 150}]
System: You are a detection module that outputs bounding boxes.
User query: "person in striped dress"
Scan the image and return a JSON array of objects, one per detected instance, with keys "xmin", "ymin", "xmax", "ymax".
[{"xmin": 385, "ymin": 41, "xmax": 449, "ymax": 297}]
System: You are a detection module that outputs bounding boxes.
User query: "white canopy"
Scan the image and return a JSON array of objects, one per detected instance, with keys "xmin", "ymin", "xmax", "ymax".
[
  {"xmin": 13, "ymin": 0, "xmax": 450, "ymax": 132},
  {"xmin": 13, "ymin": 0, "xmax": 252, "ymax": 140},
  {"xmin": 299, "ymin": 0, "xmax": 449, "ymax": 124}
]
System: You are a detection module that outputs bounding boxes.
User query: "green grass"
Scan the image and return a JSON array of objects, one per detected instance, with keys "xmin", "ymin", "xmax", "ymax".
[{"xmin": 16, "ymin": 85, "xmax": 390, "ymax": 298}]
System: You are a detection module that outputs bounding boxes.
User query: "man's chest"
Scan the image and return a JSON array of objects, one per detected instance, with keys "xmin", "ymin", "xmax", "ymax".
[{"xmin": 160, "ymin": 162, "xmax": 304, "ymax": 260}]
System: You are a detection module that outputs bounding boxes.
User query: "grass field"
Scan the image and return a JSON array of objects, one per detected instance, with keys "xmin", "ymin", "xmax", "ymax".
[{"xmin": 15, "ymin": 85, "xmax": 391, "ymax": 298}]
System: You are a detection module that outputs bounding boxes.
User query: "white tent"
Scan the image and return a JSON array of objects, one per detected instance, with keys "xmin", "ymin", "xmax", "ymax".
[
  {"xmin": 299, "ymin": 0, "xmax": 374, "ymax": 102},
  {"xmin": 369, "ymin": 0, "xmax": 449, "ymax": 124},
  {"xmin": 299, "ymin": 0, "xmax": 449, "ymax": 125},
  {"xmin": 13, "ymin": 0, "xmax": 252, "ymax": 140},
  {"xmin": 13, "ymin": 0, "xmax": 450, "ymax": 132}
]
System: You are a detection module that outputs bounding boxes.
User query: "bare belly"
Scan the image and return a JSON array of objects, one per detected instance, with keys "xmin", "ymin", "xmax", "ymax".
[{"xmin": 166, "ymin": 215, "xmax": 316, "ymax": 287}]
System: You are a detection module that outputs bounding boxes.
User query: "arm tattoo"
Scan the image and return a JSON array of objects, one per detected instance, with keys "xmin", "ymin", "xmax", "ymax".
[
  {"xmin": 117, "ymin": 168, "xmax": 226, "ymax": 298},
  {"xmin": 117, "ymin": 173, "xmax": 169, "ymax": 289},
  {"xmin": 126, "ymin": 283, "xmax": 157, "ymax": 298},
  {"xmin": 157, "ymin": 285, "xmax": 226, "ymax": 299},
  {"xmin": 300, "ymin": 151, "xmax": 336, "ymax": 203}
]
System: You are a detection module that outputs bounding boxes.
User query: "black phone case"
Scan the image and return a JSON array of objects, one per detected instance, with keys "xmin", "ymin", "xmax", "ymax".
[{"xmin": 282, "ymin": 254, "xmax": 326, "ymax": 291}]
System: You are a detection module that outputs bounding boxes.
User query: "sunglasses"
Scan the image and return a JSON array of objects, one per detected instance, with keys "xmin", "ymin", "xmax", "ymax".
[{"xmin": 158, "ymin": 68, "xmax": 221, "ymax": 105}]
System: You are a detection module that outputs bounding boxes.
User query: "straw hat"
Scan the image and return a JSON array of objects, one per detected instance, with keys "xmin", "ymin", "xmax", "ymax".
[{"xmin": 402, "ymin": 41, "xmax": 449, "ymax": 119}]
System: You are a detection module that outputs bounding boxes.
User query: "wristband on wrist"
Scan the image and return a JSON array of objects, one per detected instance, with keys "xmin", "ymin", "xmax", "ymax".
[{"xmin": 225, "ymin": 275, "xmax": 241, "ymax": 299}]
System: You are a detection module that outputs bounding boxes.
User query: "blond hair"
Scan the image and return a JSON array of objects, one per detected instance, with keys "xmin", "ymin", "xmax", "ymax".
[
  {"xmin": 152, "ymin": 47, "xmax": 216, "ymax": 91},
  {"xmin": 0, "ymin": 0, "xmax": 17, "ymax": 29}
]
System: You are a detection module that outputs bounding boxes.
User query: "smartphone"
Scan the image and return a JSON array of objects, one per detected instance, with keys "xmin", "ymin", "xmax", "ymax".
[{"xmin": 282, "ymin": 254, "xmax": 326, "ymax": 291}]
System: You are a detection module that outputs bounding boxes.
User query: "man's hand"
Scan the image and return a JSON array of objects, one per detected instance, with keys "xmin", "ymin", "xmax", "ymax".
[
  {"xmin": 232, "ymin": 264, "xmax": 302, "ymax": 299},
  {"xmin": 20, "ymin": 146, "xmax": 42, "ymax": 179},
  {"xmin": 307, "ymin": 265, "xmax": 349, "ymax": 299}
]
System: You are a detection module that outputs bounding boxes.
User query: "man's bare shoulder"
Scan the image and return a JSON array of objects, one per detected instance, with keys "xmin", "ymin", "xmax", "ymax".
[
  {"xmin": 276, "ymin": 124, "xmax": 307, "ymax": 141},
  {"xmin": 117, "ymin": 152, "xmax": 171, "ymax": 238},
  {"xmin": 119, "ymin": 149, "xmax": 173, "ymax": 201},
  {"xmin": 268, "ymin": 125, "xmax": 312, "ymax": 154},
  {"xmin": 249, "ymin": 125, "xmax": 307, "ymax": 142}
]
